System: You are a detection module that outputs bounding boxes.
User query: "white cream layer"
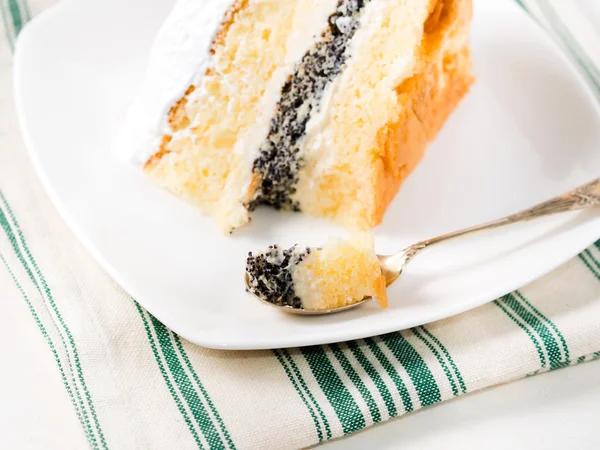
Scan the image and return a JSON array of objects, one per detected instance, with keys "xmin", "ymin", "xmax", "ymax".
[
  {"xmin": 121, "ymin": 0, "xmax": 234, "ymax": 165},
  {"xmin": 213, "ymin": 0, "xmax": 339, "ymax": 205}
]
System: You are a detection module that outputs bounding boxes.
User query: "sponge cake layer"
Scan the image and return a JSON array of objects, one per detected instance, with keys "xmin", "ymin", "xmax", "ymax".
[{"xmin": 143, "ymin": 0, "xmax": 338, "ymax": 232}]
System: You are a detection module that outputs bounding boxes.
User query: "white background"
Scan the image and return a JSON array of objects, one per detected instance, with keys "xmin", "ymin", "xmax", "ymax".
[{"xmin": 2, "ymin": 287, "xmax": 599, "ymax": 449}]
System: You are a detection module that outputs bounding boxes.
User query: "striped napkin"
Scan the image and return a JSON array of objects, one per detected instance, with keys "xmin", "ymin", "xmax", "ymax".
[{"xmin": 1, "ymin": 1, "xmax": 600, "ymax": 449}]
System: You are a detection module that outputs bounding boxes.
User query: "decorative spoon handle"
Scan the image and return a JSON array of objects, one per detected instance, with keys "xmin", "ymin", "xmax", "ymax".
[
  {"xmin": 385, "ymin": 178, "xmax": 600, "ymax": 274},
  {"xmin": 419, "ymin": 177, "xmax": 600, "ymax": 248}
]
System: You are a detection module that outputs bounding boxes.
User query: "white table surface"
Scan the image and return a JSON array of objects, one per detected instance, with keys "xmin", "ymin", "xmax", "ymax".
[{"xmin": 2, "ymin": 286, "xmax": 600, "ymax": 449}]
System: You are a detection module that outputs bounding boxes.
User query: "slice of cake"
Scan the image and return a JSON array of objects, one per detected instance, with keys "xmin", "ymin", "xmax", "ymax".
[
  {"xmin": 123, "ymin": 0, "xmax": 474, "ymax": 233},
  {"xmin": 246, "ymin": 233, "xmax": 387, "ymax": 311}
]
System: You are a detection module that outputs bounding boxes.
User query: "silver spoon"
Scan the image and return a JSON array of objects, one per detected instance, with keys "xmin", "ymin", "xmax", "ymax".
[{"xmin": 246, "ymin": 178, "xmax": 600, "ymax": 315}]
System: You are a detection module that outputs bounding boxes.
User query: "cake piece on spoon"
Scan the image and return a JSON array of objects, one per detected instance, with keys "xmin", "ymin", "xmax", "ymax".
[{"xmin": 246, "ymin": 233, "xmax": 387, "ymax": 311}]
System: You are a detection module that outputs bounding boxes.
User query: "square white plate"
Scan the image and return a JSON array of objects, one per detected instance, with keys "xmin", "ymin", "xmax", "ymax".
[{"xmin": 14, "ymin": 0, "xmax": 600, "ymax": 349}]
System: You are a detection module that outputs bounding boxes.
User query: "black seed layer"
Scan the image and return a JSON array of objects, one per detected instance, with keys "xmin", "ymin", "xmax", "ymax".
[
  {"xmin": 246, "ymin": 245, "xmax": 311, "ymax": 308},
  {"xmin": 247, "ymin": 0, "xmax": 370, "ymax": 211}
]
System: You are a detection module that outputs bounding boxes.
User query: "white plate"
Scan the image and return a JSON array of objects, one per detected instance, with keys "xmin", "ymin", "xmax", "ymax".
[{"xmin": 14, "ymin": 0, "xmax": 600, "ymax": 350}]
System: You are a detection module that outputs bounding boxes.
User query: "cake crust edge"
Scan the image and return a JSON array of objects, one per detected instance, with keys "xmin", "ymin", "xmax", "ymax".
[{"xmin": 369, "ymin": 0, "xmax": 474, "ymax": 228}]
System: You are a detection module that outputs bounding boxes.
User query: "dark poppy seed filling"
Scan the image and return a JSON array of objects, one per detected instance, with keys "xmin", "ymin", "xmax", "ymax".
[
  {"xmin": 247, "ymin": 0, "xmax": 370, "ymax": 211},
  {"xmin": 246, "ymin": 245, "xmax": 312, "ymax": 308}
]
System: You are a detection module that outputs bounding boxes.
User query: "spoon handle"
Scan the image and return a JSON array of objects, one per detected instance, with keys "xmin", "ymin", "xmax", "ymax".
[
  {"xmin": 381, "ymin": 178, "xmax": 599, "ymax": 283},
  {"xmin": 417, "ymin": 177, "xmax": 600, "ymax": 249}
]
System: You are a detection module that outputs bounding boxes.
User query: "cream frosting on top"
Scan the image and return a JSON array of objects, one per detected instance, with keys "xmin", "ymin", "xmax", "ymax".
[{"xmin": 120, "ymin": 0, "xmax": 234, "ymax": 165}]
